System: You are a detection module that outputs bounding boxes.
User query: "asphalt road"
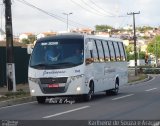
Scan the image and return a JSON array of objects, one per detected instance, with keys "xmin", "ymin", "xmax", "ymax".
[{"xmin": 0, "ymin": 75, "xmax": 160, "ymax": 122}]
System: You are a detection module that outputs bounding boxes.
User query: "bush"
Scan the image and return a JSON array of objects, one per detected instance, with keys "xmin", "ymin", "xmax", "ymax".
[{"xmin": 143, "ymin": 68, "xmax": 160, "ymax": 74}]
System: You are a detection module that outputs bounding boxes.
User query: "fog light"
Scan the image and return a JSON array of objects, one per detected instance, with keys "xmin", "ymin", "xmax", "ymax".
[
  {"xmin": 77, "ymin": 86, "xmax": 81, "ymax": 91},
  {"xmin": 31, "ymin": 90, "xmax": 35, "ymax": 93}
]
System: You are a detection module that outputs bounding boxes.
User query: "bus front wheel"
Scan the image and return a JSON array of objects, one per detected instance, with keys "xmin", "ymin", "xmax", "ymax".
[{"xmin": 83, "ymin": 82, "xmax": 94, "ymax": 102}]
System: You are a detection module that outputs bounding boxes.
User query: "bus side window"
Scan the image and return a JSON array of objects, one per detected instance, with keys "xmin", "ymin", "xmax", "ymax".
[
  {"xmin": 102, "ymin": 41, "xmax": 110, "ymax": 62},
  {"xmin": 118, "ymin": 42, "xmax": 126, "ymax": 61},
  {"xmin": 91, "ymin": 39, "xmax": 99, "ymax": 62},
  {"xmin": 113, "ymin": 42, "xmax": 121, "ymax": 61},
  {"xmin": 96, "ymin": 40, "xmax": 104, "ymax": 62},
  {"xmin": 85, "ymin": 39, "xmax": 94, "ymax": 65},
  {"xmin": 108, "ymin": 41, "xmax": 116, "ymax": 61}
]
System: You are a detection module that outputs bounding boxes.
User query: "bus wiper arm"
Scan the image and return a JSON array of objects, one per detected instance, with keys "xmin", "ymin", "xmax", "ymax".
[
  {"xmin": 31, "ymin": 63, "xmax": 47, "ymax": 67},
  {"xmin": 55, "ymin": 62, "xmax": 77, "ymax": 65}
]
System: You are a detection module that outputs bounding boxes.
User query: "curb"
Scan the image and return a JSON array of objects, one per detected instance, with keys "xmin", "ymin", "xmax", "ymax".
[
  {"xmin": 0, "ymin": 96, "xmax": 36, "ymax": 108},
  {"xmin": 128, "ymin": 74, "xmax": 152, "ymax": 85}
]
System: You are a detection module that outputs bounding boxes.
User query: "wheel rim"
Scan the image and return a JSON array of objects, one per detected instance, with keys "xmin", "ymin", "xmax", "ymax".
[
  {"xmin": 115, "ymin": 83, "xmax": 119, "ymax": 93},
  {"xmin": 88, "ymin": 85, "xmax": 94, "ymax": 100}
]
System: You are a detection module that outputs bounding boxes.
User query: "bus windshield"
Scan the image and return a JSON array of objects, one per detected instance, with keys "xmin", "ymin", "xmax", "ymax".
[{"xmin": 30, "ymin": 38, "xmax": 84, "ymax": 69}]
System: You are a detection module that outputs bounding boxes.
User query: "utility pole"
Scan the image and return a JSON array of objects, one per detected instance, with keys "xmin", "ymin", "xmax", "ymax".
[
  {"xmin": 62, "ymin": 12, "xmax": 72, "ymax": 32},
  {"xmin": 127, "ymin": 11, "xmax": 140, "ymax": 76},
  {"xmin": 155, "ymin": 40, "xmax": 158, "ymax": 67},
  {"xmin": 3, "ymin": 0, "xmax": 16, "ymax": 92}
]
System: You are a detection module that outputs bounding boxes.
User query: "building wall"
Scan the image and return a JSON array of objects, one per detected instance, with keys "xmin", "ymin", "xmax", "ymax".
[{"xmin": 0, "ymin": 47, "xmax": 30, "ymax": 86}]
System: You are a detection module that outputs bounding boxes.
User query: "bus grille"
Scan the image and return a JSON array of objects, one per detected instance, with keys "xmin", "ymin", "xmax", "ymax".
[
  {"xmin": 42, "ymin": 87, "xmax": 66, "ymax": 94},
  {"xmin": 40, "ymin": 77, "xmax": 68, "ymax": 84},
  {"xmin": 39, "ymin": 77, "xmax": 68, "ymax": 94}
]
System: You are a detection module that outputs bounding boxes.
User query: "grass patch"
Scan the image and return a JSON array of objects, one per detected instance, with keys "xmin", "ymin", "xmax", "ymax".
[
  {"xmin": 128, "ymin": 74, "xmax": 148, "ymax": 83},
  {"xmin": 0, "ymin": 89, "xmax": 30, "ymax": 102}
]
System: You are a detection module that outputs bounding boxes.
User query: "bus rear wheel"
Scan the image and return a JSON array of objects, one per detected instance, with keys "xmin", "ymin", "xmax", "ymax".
[
  {"xmin": 83, "ymin": 82, "xmax": 94, "ymax": 102},
  {"xmin": 36, "ymin": 96, "xmax": 46, "ymax": 104},
  {"xmin": 111, "ymin": 81, "xmax": 119, "ymax": 95},
  {"xmin": 106, "ymin": 81, "xmax": 119, "ymax": 95}
]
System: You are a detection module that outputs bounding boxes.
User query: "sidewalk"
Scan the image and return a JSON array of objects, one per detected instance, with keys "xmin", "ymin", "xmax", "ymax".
[{"xmin": 0, "ymin": 84, "xmax": 29, "ymax": 95}]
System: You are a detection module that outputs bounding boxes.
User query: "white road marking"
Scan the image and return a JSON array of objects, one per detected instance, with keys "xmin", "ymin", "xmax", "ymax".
[
  {"xmin": 153, "ymin": 121, "xmax": 160, "ymax": 126},
  {"xmin": 145, "ymin": 88, "xmax": 157, "ymax": 92},
  {"xmin": 43, "ymin": 106, "xmax": 90, "ymax": 119},
  {"xmin": 112, "ymin": 94, "xmax": 134, "ymax": 100},
  {"xmin": 0, "ymin": 101, "xmax": 36, "ymax": 110},
  {"xmin": 144, "ymin": 76, "xmax": 156, "ymax": 84}
]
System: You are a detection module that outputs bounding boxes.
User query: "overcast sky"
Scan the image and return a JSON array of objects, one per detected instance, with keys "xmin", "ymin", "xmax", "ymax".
[{"xmin": 0, "ymin": 0, "xmax": 160, "ymax": 34}]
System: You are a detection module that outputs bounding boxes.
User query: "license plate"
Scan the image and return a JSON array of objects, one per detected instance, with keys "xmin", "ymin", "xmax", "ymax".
[{"xmin": 48, "ymin": 84, "xmax": 59, "ymax": 88}]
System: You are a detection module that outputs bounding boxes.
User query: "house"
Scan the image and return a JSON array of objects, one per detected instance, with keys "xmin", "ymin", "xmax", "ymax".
[
  {"xmin": 95, "ymin": 32, "xmax": 110, "ymax": 37},
  {"xmin": 19, "ymin": 33, "xmax": 34, "ymax": 42},
  {"xmin": 70, "ymin": 28, "xmax": 93, "ymax": 34},
  {"xmin": 0, "ymin": 28, "xmax": 5, "ymax": 41},
  {"xmin": 36, "ymin": 31, "xmax": 57, "ymax": 39}
]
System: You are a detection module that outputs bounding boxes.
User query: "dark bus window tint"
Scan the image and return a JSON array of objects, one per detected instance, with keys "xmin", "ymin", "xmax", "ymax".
[
  {"xmin": 118, "ymin": 42, "xmax": 126, "ymax": 61},
  {"xmin": 96, "ymin": 40, "xmax": 104, "ymax": 62},
  {"xmin": 91, "ymin": 39, "xmax": 99, "ymax": 62},
  {"xmin": 108, "ymin": 41, "xmax": 116, "ymax": 61},
  {"xmin": 102, "ymin": 41, "xmax": 110, "ymax": 61},
  {"xmin": 85, "ymin": 39, "xmax": 91, "ymax": 59},
  {"xmin": 113, "ymin": 42, "xmax": 121, "ymax": 61}
]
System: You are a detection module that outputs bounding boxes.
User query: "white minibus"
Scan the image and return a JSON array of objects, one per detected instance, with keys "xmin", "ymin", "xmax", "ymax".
[{"xmin": 28, "ymin": 33, "xmax": 128, "ymax": 103}]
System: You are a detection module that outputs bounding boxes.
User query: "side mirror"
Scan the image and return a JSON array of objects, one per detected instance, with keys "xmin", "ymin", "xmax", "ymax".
[{"xmin": 87, "ymin": 42, "xmax": 93, "ymax": 51}]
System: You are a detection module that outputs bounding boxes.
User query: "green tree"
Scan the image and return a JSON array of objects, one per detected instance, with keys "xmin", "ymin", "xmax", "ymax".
[
  {"xmin": 125, "ymin": 45, "xmax": 134, "ymax": 53},
  {"xmin": 95, "ymin": 25, "xmax": 113, "ymax": 32},
  {"xmin": 137, "ymin": 26, "xmax": 154, "ymax": 32},
  {"xmin": 28, "ymin": 35, "xmax": 36, "ymax": 44},
  {"xmin": 125, "ymin": 45, "xmax": 145, "ymax": 61},
  {"xmin": 139, "ymin": 51, "xmax": 145, "ymax": 59},
  {"xmin": 21, "ymin": 38, "xmax": 30, "ymax": 44},
  {"xmin": 147, "ymin": 35, "xmax": 160, "ymax": 58}
]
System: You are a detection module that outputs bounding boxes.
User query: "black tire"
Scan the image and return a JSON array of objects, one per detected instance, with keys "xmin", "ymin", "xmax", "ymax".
[
  {"xmin": 105, "ymin": 90, "xmax": 112, "ymax": 95},
  {"xmin": 83, "ymin": 82, "xmax": 94, "ymax": 102},
  {"xmin": 111, "ymin": 81, "xmax": 119, "ymax": 95},
  {"xmin": 36, "ymin": 96, "xmax": 46, "ymax": 104},
  {"xmin": 106, "ymin": 81, "xmax": 119, "ymax": 96}
]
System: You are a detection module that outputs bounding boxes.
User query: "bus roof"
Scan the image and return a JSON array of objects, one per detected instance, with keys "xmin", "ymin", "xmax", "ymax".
[
  {"xmin": 36, "ymin": 33, "xmax": 123, "ymax": 43},
  {"xmin": 36, "ymin": 33, "xmax": 84, "ymax": 42}
]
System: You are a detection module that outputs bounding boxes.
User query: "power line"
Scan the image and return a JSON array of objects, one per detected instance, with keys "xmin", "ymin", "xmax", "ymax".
[
  {"xmin": 71, "ymin": 0, "xmax": 127, "ymax": 18},
  {"xmin": 87, "ymin": 0, "xmax": 117, "ymax": 16},
  {"xmin": 81, "ymin": 0, "xmax": 114, "ymax": 17},
  {"xmin": 16, "ymin": 0, "xmax": 92, "ymax": 29},
  {"xmin": 70, "ymin": 0, "xmax": 106, "ymax": 17}
]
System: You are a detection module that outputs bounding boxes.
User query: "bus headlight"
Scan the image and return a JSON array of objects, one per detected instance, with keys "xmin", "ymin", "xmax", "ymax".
[
  {"xmin": 68, "ymin": 74, "xmax": 84, "ymax": 83},
  {"xmin": 28, "ymin": 77, "xmax": 40, "ymax": 84},
  {"xmin": 71, "ymin": 74, "xmax": 84, "ymax": 81},
  {"xmin": 76, "ymin": 86, "xmax": 81, "ymax": 91},
  {"xmin": 31, "ymin": 89, "xmax": 35, "ymax": 93}
]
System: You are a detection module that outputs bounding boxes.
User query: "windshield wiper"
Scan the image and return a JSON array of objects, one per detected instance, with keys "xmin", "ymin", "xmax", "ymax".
[
  {"xmin": 31, "ymin": 63, "xmax": 47, "ymax": 67},
  {"xmin": 52, "ymin": 62, "xmax": 77, "ymax": 66}
]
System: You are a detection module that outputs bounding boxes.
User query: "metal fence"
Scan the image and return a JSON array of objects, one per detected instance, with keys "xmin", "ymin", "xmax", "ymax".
[{"xmin": 0, "ymin": 47, "xmax": 30, "ymax": 87}]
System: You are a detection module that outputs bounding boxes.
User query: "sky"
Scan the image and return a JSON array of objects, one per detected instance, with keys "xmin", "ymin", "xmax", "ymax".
[{"xmin": 0, "ymin": 0, "xmax": 160, "ymax": 34}]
